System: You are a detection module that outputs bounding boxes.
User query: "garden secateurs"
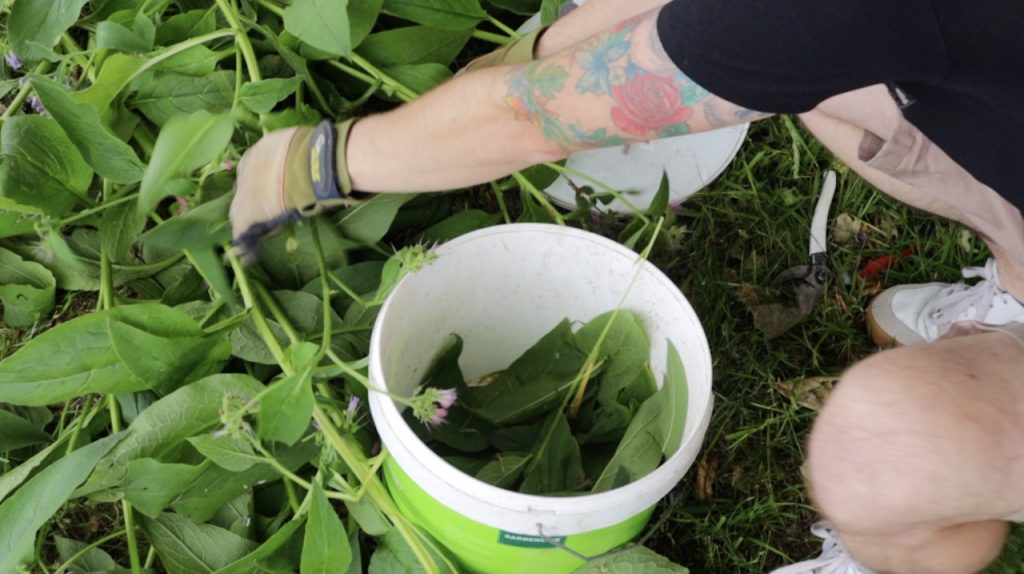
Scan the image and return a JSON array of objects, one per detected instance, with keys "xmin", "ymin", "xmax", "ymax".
[{"xmin": 773, "ymin": 170, "xmax": 838, "ymax": 313}]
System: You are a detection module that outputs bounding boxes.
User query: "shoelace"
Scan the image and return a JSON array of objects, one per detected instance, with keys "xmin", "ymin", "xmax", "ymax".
[
  {"xmin": 922, "ymin": 259, "xmax": 1002, "ymax": 328},
  {"xmin": 771, "ymin": 522, "xmax": 876, "ymax": 574}
]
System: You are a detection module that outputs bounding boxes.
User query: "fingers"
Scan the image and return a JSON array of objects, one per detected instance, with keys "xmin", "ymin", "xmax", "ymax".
[
  {"xmin": 229, "ymin": 127, "xmax": 301, "ymax": 260},
  {"xmin": 230, "ymin": 209, "xmax": 303, "ymax": 264}
]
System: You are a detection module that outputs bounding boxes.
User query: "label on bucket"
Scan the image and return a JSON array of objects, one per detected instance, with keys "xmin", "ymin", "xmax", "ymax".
[{"xmin": 497, "ymin": 531, "xmax": 566, "ymax": 548}]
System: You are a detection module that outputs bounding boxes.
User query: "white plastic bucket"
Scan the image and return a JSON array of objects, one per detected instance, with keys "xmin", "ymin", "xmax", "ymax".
[{"xmin": 368, "ymin": 224, "xmax": 713, "ymax": 572}]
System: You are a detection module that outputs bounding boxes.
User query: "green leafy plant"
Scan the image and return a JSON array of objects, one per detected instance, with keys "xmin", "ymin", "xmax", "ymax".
[
  {"xmin": 0, "ymin": 0, "xmax": 685, "ymax": 572},
  {"xmin": 409, "ymin": 312, "xmax": 689, "ymax": 496}
]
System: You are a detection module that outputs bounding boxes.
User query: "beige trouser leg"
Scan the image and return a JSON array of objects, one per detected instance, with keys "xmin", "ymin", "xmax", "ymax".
[
  {"xmin": 798, "ymin": 85, "xmax": 1024, "ymax": 299},
  {"xmin": 799, "ymin": 86, "xmax": 1024, "ymax": 573}
]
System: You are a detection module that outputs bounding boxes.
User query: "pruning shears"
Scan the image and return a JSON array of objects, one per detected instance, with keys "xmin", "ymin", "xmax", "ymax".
[{"xmin": 773, "ymin": 171, "xmax": 838, "ymax": 313}]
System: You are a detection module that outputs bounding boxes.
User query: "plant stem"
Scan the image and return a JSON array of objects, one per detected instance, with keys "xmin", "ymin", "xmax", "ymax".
[
  {"xmin": 490, "ymin": 181, "xmax": 513, "ymax": 224},
  {"xmin": 129, "ymin": 30, "xmax": 235, "ymax": 85},
  {"xmin": 305, "ymin": 325, "xmax": 373, "ymax": 342},
  {"xmin": 60, "ymin": 32, "xmax": 95, "ymax": 83},
  {"xmin": 472, "ymin": 29, "xmax": 511, "ymax": 45},
  {"xmin": 253, "ymin": 0, "xmax": 284, "ymax": 17},
  {"xmin": 253, "ymin": 281, "xmax": 301, "ymax": 345},
  {"xmin": 310, "ymin": 219, "xmax": 334, "ymax": 355},
  {"xmin": 53, "ymin": 528, "xmax": 128, "ymax": 574},
  {"xmin": 326, "ymin": 270, "xmax": 371, "ymax": 307},
  {"xmin": 143, "ymin": 546, "xmax": 156, "ymax": 569},
  {"xmin": 487, "ymin": 14, "xmax": 521, "ymax": 39},
  {"xmin": 512, "ymin": 171, "xmax": 565, "ymax": 224},
  {"xmin": 108, "ymin": 396, "xmax": 143, "ymax": 574},
  {"xmin": 282, "ymin": 478, "xmax": 301, "ymax": 512},
  {"xmin": 543, "ymin": 162, "xmax": 651, "ymax": 223},
  {"xmin": 142, "ymin": 0, "xmax": 175, "ymax": 17},
  {"xmin": 58, "ymin": 193, "xmax": 140, "ymax": 227},
  {"xmin": 350, "ymin": 53, "xmax": 419, "ymax": 101},
  {"xmin": 201, "ymin": 310, "xmax": 247, "ymax": 335},
  {"xmin": 564, "ymin": 217, "xmax": 665, "ymax": 418},
  {"xmin": 0, "ymin": 61, "xmax": 51, "ymax": 124},
  {"xmin": 232, "ymin": 49, "xmax": 245, "ymax": 111},
  {"xmin": 325, "ymin": 60, "xmax": 414, "ymax": 104},
  {"xmin": 214, "ymin": 0, "xmax": 262, "ymax": 82},
  {"xmin": 228, "ymin": 253, "xmax": 290, "ymax": 369},
  {"xmin": 63, "ymin": 404, "xmax": 88, "ymax": 456},
  {"xmin": 98, "ymin": 180, "xmax": 115, "ymax": 311},
  {"xmin": 228, "ymin": 232, "xmax": 441, "ymax": 572},
  {"xmin": 312, "ymin": 405, "xmax": 442, "ymax": 574}
]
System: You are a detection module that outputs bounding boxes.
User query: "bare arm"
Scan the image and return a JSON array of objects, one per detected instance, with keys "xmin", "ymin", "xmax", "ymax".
[
  {"xmin": 346, "ymin": 7, "xmax": 772, "ymax": 193},
  {"xmin": 534, "ymin": 0, "xmax": 674, "ymax": 57}
]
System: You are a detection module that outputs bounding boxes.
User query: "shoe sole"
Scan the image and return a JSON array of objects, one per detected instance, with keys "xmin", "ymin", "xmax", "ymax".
[{"xmin": 866, "ymin": 304, "xmax": 900, "ymax": 348}]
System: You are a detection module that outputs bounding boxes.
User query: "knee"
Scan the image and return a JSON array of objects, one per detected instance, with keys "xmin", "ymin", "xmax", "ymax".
[{"xmin": 805, "ymin": 352, "xmax": 945, "ymax": 532}]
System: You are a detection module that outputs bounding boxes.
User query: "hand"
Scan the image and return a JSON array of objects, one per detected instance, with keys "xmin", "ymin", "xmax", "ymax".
[{"xmin": 230, "ymin": 119, "xmax": 359, "ymax": 258}]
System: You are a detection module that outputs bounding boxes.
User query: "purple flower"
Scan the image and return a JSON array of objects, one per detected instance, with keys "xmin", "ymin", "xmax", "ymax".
[
  {"xmin": 437, "ymin": 388, "xmax": 457, "ymax": 409},
  {"xmin": 427, "ymin": 407, "xmax": 449, "ymax": 428},
  {"xmin": 6, "ymin": 53, "xmax": 22, "ymax": 70},
  {"xmin": 27, "ymin": 96, "xmax": 45, "ymax": 114},
  {"xmin": 347, "ymin": 395, "xmax": 361, "ymax": 413}
]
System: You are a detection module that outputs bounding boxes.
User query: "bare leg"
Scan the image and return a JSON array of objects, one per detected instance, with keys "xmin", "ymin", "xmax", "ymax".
[{"xmin": 807, "ymin": 331, "xmax": 1024, "ymax": 573}]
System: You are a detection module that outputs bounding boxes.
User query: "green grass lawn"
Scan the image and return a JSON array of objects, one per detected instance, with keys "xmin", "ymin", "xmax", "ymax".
[{"xmin": 637, "ymin": 117, "xmax": 1024, "ymax": 572}]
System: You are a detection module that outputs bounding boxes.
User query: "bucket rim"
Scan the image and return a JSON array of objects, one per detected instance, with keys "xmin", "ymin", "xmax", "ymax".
[{"xmin": 368, "ymin": 223, "xmax": 714, "ymax": 534}]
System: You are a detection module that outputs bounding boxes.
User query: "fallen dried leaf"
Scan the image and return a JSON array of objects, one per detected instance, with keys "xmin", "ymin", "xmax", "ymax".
[
  {"xmin": 735, "ymin": 283, "xmax": 760, "ymax": 306},
  {"xmin": 696, "ymin": 452, "xmax": 719, "ymax": 502},
  {"xmin": 751, "ymin": 303, "xmax": 806, "ymax": 339},
  {"xmin": 775, "ymin": 375, "xmax": 839, "ymax": 410},
  {"xmin": 959, "ymin": 228, "xmax": 978, "ymax": 254},
  {"xmin": 832, "ymin": 213, "xmax": 867, "ymax": 245}
]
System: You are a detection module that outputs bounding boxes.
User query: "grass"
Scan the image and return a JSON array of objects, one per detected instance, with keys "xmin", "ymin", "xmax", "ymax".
[{"xmin": 632, "ymin": 116, "xmax": 1024, "ymax": 572}]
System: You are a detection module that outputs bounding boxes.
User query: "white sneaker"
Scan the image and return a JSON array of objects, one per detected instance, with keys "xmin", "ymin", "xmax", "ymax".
[
  {"xmin": 770, "ymin": 522, "xmax": 877, "ymax": 574},
  {"xmin": 868, "ymin": 258, "xmax": 1024, "ymax": 346}
]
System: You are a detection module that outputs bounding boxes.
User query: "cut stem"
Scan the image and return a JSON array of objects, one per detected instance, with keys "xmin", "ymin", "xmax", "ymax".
[
  {"xmin": 108, "ymin": 396, "xmax": 142, "ymax": 574},
  {"xmin": 53, "ymin": 528, "xmax": 128, "ymax": 574},
  {"xmin": 215, "ymin": 0, "xmax": 262, "ymax": 82},
  {"xmin": 490, "ymin": 181, "xmax": 513, "ymax": 224},
  {"xmin": 326, "ymin": 59, "xmax": 417, "ymax": 104},
  {"xmin": 512, "ymin": 171, "xmax": 565, "ymax": 225},
  {"xmin": 487, "ymin": 15, "xmax": 521, "ymax": 39},
  {"xmin": 543, "ymin": 162, "xmax": 651, "ymax": 224},
  {"xmin": 472, "ymin": 29, "xmax": 511, "ymax": 45}
]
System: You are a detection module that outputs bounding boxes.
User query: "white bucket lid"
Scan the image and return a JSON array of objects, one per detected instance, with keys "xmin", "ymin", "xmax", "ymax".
[{"xmin": 368, "ymin": 224, "xmax": 713, "ymax": 535}]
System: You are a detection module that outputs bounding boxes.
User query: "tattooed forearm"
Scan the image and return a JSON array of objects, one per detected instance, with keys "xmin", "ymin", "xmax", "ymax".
[
  {"xmin": 503, "ymin": 8, "xmax": 772, "ymax": 152},
  {"xmin": 704, "ymin": 100, "xmax": 771, "ymax": 129}
]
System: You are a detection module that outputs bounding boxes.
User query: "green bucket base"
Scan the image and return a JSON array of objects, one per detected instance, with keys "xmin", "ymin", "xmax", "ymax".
[{"xmin": 384, "ymin": 459, "xmax": 654, "ymax": 574}]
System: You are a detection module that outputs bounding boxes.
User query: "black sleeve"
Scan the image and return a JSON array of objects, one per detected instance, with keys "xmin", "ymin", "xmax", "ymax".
[{"xmin": 655, "ymin": 0, "xmax": 948, "ymax": 114}]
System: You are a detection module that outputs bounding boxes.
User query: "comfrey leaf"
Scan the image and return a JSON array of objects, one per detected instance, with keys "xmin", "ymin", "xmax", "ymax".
[
  {"xmin": 519, "ymin": 411, "xmax": 585, "ymax": 494},
  {"xmin": 573, "ymin": 546, "xmax": 690, "ymax": 573}
]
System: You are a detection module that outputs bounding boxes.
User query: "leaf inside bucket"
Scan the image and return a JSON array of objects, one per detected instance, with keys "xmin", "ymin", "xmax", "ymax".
[{"xmin": 407, "ymin": 310, "xmax": 688, "ymax": 497}]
